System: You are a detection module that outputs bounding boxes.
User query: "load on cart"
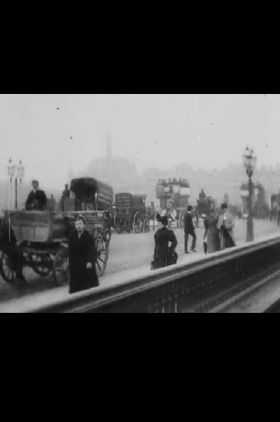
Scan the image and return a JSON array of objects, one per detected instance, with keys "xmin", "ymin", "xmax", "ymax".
[
  {"xmin": 0, "ymin": 177, "xmax": 113, "ymax": 286},
  {"xmin": 114, "ymin": 193, "xmax": 149, "ymax": 234}
]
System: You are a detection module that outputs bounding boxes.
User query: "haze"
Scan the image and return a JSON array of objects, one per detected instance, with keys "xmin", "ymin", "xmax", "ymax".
[{"xmin": 0, "ymin": 94, "xmax": 278, "ymax": 192}]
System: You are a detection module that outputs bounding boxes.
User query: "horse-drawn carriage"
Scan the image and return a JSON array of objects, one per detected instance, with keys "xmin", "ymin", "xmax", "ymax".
[
  {"xmin": 114, "ymin": 193, "xmax": 149, "ymax": 234},
  {"xmin": 0, "ymin": 177, "xmax": 113, "ymax": 286}
]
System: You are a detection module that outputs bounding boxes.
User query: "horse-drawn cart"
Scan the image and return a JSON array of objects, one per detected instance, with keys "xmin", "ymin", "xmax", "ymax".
[
  {"xmin": 0, "ymin": 177, "xmax": 113, "ymax": 286},
  {"xmin": 114, "ymin": 193, "xmax": 149, "ymax": 234}
]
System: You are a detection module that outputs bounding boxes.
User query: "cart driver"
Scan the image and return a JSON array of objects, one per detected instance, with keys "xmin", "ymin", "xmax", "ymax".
[{"xmin": 25, "ymin": 180, "xmax": 47, "ymax": 211}]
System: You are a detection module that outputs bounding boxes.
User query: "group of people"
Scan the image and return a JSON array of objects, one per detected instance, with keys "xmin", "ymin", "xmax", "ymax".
[
  {"xmin": 151, "ymin": 203, "xmax": 236, "ymax": 270},
  {"xmin": 3, "ymin": 179, "xmax": 237, "ymax": 294},
  {"xmin": 203, "ymin": 203, "xmax": 236, "ymax": 252}
]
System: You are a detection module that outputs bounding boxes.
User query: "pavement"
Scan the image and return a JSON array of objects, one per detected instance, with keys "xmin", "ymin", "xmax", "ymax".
[{"xmin": 0, "ymin": 218, "xmax": 280, "ymax": 312}]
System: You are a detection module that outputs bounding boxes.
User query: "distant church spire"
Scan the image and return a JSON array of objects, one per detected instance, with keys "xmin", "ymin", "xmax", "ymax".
[{"xmin": 106, "ymin": 132, "xmax": 113, "ymax": 160}]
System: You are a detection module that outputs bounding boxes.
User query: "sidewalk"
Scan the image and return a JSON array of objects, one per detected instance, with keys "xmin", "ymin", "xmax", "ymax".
[
  {"xmin": 1, "ymin": 230, "xmax": 280, "ymax": 313},
  {"xmin": 0, "ymin": 251, "xmax": 206, "ymax": 313}
]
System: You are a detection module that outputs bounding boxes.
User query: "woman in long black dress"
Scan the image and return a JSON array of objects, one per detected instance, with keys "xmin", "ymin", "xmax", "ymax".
[
  {"xmin": 217, "ymin": 203, "xmax": 236, "ymax": 250},
  {"xmin": 152, "ymin": 215, "xmax": 178, "ymax": 270},
  {"xmin": 68, "ymin": 215, "xmax": 99, "ymax": 294}
]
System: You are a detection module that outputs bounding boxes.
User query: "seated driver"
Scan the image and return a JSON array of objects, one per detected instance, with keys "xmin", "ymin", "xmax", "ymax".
[{"xmin": 25, "ymin": 180, "xmax": 47, "ymax": 211}]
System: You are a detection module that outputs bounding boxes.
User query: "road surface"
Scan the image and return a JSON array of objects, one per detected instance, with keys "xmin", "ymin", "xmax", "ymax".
[{"xmin": 107, "ymin": 218, "xmax": 280, "ymax": 275}]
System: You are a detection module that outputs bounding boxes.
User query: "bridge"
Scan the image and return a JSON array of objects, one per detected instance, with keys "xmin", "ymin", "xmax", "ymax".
[{"xmin": 2, "ymin": 231, "xmax": 280, "ymax": 313}]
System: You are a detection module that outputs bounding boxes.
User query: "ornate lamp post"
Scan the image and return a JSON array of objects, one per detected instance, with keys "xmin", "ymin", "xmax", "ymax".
[
  {"xmin": 7, "ymin": 158, "xmax": 15, "ymax": 209},
  {"xmin": 7, "ymin": 158, "xmax": 25, "ymax": 209},
  {"xmin": 242, "ymin": 147, "xmax": 257, "ymax": 241}
]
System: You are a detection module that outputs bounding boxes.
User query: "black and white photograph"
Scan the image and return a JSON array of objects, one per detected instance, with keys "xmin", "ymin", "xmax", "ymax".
[{"xmin": 0, "ymin": 93, "xmax": 280, "ymax": 313}]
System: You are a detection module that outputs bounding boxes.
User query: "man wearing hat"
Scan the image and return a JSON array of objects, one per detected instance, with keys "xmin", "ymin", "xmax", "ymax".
[
  {"xmin": 25, "ymin": 180, "xmax": 47, "ymax": 211},
  {"xmin": 184, "ymin": 205, "xmax": 197, "ymax": 253},
  {"xmin": 68, "ymin": 214, "xmax": 99, "ymax": 293}
]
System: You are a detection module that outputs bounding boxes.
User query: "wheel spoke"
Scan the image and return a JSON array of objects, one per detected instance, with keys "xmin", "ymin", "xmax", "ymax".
[
  {"xmin": 96, "ymin": 261, "xmax": 102, "ymax": 271},
  {"xmin": 0, "ymin": 253, "xmax": 17, "ymax": 283}
]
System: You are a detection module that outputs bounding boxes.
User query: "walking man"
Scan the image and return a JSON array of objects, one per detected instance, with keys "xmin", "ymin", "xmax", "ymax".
[{"xmin": 184, "ymin": 205, "xmax": 197, "ymax": 253}]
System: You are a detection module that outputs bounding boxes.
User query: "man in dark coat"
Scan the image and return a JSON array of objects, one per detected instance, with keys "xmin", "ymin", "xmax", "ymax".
[
  {"xmin": 152, "ymin": 215, "xmax": 178, "ymax": 270},
  {"xmin": 25, "ymin": 180, "xmax": 47, "ymax": 211},
  {"xmin": 68, "ymin": 215, "xmax": 99, "ymax": 294},
  {"xmin": 184, "ymin": 205, "xmax": 197, "ymax": 253}
]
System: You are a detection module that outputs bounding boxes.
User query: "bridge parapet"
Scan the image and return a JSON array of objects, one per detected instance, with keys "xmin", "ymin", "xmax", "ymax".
[{"xmin": 25, "ymin": 233, "xmax": 280, "ymax": 313}]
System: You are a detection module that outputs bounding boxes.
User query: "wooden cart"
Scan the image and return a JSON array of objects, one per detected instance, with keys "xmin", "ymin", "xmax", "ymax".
[
  {"xmin": 114, "ymin": 193, "xmax": 149, "ymax": 234},
  {"xmin": 0, "ymin": 177, "xmax": 113, "ymax": 286}
]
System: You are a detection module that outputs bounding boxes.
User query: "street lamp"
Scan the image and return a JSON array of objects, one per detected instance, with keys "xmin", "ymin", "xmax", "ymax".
[
  {"xmin": 7, "ymin": 158, "xmax": 25, "ymax": 209},
  {"xmin": 243, "ymin": 146, "xmax": 257, "ymax": 241}
]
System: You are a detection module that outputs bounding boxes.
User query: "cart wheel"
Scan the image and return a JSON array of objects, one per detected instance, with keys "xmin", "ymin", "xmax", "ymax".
[
  {"xmin": 53, "ymin": 247, "xmax": 69, "ymax": 285},
  {"xmin": 96, "ymin": 247, "xmax": 109, "ymax": 277},
  {"xmin": 0, "ymin": 251, "xmax": 17, "ymax": 284},
  {"xmin": 29, "ymin": 253, "xmax": 52, "ymax": 277},
  {"xmin": 93, "ymin": 228, "xmax": 109, "ymax": 276},
  {"xmin": 133, "ymin": 212, "xmax": 143, "ymax": 233},
  {"xmin": 93, "ymin": 228, "xmax": 107, "ymax": 248}
]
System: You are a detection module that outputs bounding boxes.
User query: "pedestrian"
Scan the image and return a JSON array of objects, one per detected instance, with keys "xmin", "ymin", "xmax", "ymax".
[
  {"xmin": 217, "ymin": 203, "xmax": 236, "ymax": 250},
  {"xmin": 151, "ymin": 215, "xmax": 178, "ymax": 270},
  {"xmin": 203, "ymin": 203, "xmax": 220, "ymax": 253},
  {"xmin": 68, "ymin": 215, "xmax": 99, "ymax": 294},
  {"xmin": 184, "ymin": 205, "xmax": 197, "ymax": 253}
]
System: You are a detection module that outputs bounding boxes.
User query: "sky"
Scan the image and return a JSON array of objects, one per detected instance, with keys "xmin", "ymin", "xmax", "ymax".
[{"xmin": 0, "ymin": 94, "xmax": 278, "ymax": 190}]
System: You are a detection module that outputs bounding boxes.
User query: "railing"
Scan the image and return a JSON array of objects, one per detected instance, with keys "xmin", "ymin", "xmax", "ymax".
[{"xmin": 29, "ymin": 233, "xmax": 280, "ymax": 313}]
